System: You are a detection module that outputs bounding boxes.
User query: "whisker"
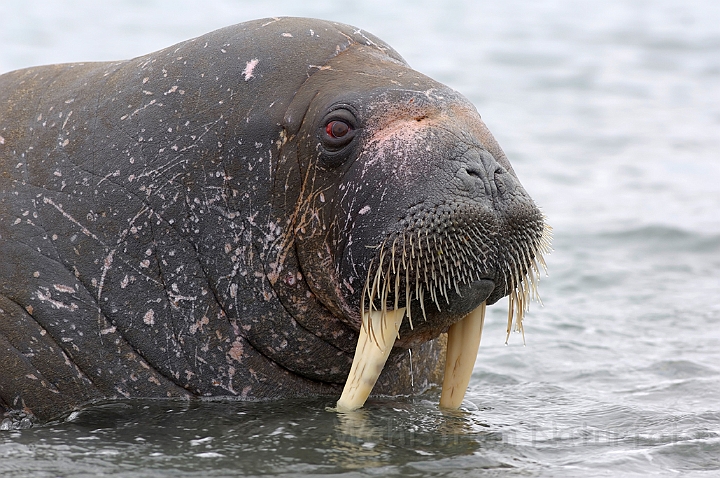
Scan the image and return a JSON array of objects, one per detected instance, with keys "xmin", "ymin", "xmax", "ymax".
[{"xmin": 359, "ymin": 205, "xmax": 549, "ymax": 345}]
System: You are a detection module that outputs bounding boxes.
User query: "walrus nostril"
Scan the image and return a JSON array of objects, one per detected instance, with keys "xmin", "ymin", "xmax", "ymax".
[
  {"xmin": 464, "ymin": 164, "xmax": 503, "ymax": 180},
  {"xmin": 461, "ymin": 164, "xmax": 495, "ymax": 198},
  {"xmin": 466, "ymin": 167, "xmax": 483, "ymax": 179}
]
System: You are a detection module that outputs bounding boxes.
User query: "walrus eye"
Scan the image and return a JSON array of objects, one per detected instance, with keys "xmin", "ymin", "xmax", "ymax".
[
  {"xmin": 322, "ymin": 118, "xmax": 355, "ymax": 148},
  {"xmin": 326, "ymin": 120, "xmax": 350, "ymax": 139},
  {"xmin": 320, "ymin": 108, "xmax": 358, "ymax": 156}
]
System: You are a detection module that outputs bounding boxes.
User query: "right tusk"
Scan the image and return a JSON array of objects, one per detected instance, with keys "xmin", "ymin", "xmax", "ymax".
[{"xmin": 439, "ymin": 301, "xmax": 486, "ymax": 409}]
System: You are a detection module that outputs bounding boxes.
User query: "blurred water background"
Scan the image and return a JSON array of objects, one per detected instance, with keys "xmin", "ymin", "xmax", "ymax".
[{"xmin": 1, "ymin": 0, "xmax": 719, "ymax": 476}]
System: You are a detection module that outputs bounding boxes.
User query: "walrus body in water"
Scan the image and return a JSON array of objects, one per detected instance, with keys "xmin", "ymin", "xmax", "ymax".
[{"xmin": 0, "ymin": 17, "xmax": 550, "ymax": 422}]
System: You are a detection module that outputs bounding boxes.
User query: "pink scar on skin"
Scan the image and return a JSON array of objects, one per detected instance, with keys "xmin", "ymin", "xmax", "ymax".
[
  {"xmin": 369, "ymin": 117, "xmax": 431, "ymax": 146},
  {"xmin": 365, "ymin": 114, "xmax": 440, "ymax": 160},
  {"xmin": 242, "ymin": 59, "xmax": 259, "ymax": 81}
]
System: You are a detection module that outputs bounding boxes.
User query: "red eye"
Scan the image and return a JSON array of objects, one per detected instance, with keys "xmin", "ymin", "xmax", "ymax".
[{"xmin": 326, "ymin": 120, "xmax": 350, "ymax": 138}]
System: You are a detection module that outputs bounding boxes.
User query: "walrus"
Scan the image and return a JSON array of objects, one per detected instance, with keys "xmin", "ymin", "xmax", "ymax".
[{"xmin": 0, "ymin": 17, "xmax": 550, "ymax": 423}]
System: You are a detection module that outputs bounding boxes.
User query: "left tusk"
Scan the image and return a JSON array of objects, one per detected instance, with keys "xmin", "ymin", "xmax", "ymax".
[
  {"xmin": 336, "ymin": 307, "xmax": 406, "ymax": 412},
  {"xmin": 439, "ymin": 301, "xmax": 486, "ymax": 408}
]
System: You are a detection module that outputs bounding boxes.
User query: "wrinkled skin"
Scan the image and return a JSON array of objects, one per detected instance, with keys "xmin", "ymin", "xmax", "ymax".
[{"xmin": 0, "ymin": 17, "xmax": 543, "ymax": 422}]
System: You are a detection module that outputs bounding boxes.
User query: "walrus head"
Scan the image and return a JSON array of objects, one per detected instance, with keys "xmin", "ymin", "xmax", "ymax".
[{"xmin": 282, "ymin": 44, "xmax": 551, "ymax": 410}]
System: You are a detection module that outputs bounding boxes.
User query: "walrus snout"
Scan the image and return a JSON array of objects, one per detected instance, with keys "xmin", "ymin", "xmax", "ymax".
[
  {"xmin": 457, "ymin": 148, "xmax": 509, "ymax": 200},
  {"xmin": 355, "ymin": 194, "xmax": 532, "ymax": 343}
]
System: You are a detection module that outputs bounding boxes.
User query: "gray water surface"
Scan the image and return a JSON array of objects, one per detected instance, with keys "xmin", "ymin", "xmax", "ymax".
[{"xmin": 1, "ymin": 0, "xmax": 719, "ymax": 476}]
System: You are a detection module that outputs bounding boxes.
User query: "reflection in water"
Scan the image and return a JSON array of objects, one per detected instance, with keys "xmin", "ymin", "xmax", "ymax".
[
  {"xmin": 328, "ymin": 401, "xmax": 504, "ymax": 469},
  {"xmin": 2, "ymin": 398, "xmax": 513, "ymax": 474}
]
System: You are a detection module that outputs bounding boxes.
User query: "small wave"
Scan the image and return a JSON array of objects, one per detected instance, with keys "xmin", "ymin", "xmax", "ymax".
[
  {"xmin": 599, "ymin": 225, "xmax": 720, "ymax": 253},
  {"xmin": 554, "ymin": 225, "xmax": 720, "ymax": 256},
  {"xmin": 643, "ymin": 360, "xmax": 719, "ymax": 379}
]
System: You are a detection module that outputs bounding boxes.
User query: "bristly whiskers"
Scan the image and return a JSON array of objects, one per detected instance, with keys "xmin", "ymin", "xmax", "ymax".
[{"xmin": 360, "ymin": 201, "xmax": 552, "ymax": 346}]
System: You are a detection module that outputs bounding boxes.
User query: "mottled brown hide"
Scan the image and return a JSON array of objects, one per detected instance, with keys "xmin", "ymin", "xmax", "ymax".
[{"xmin": 0, "ymin": 17, "xmax": 545, "ymax": 422}]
